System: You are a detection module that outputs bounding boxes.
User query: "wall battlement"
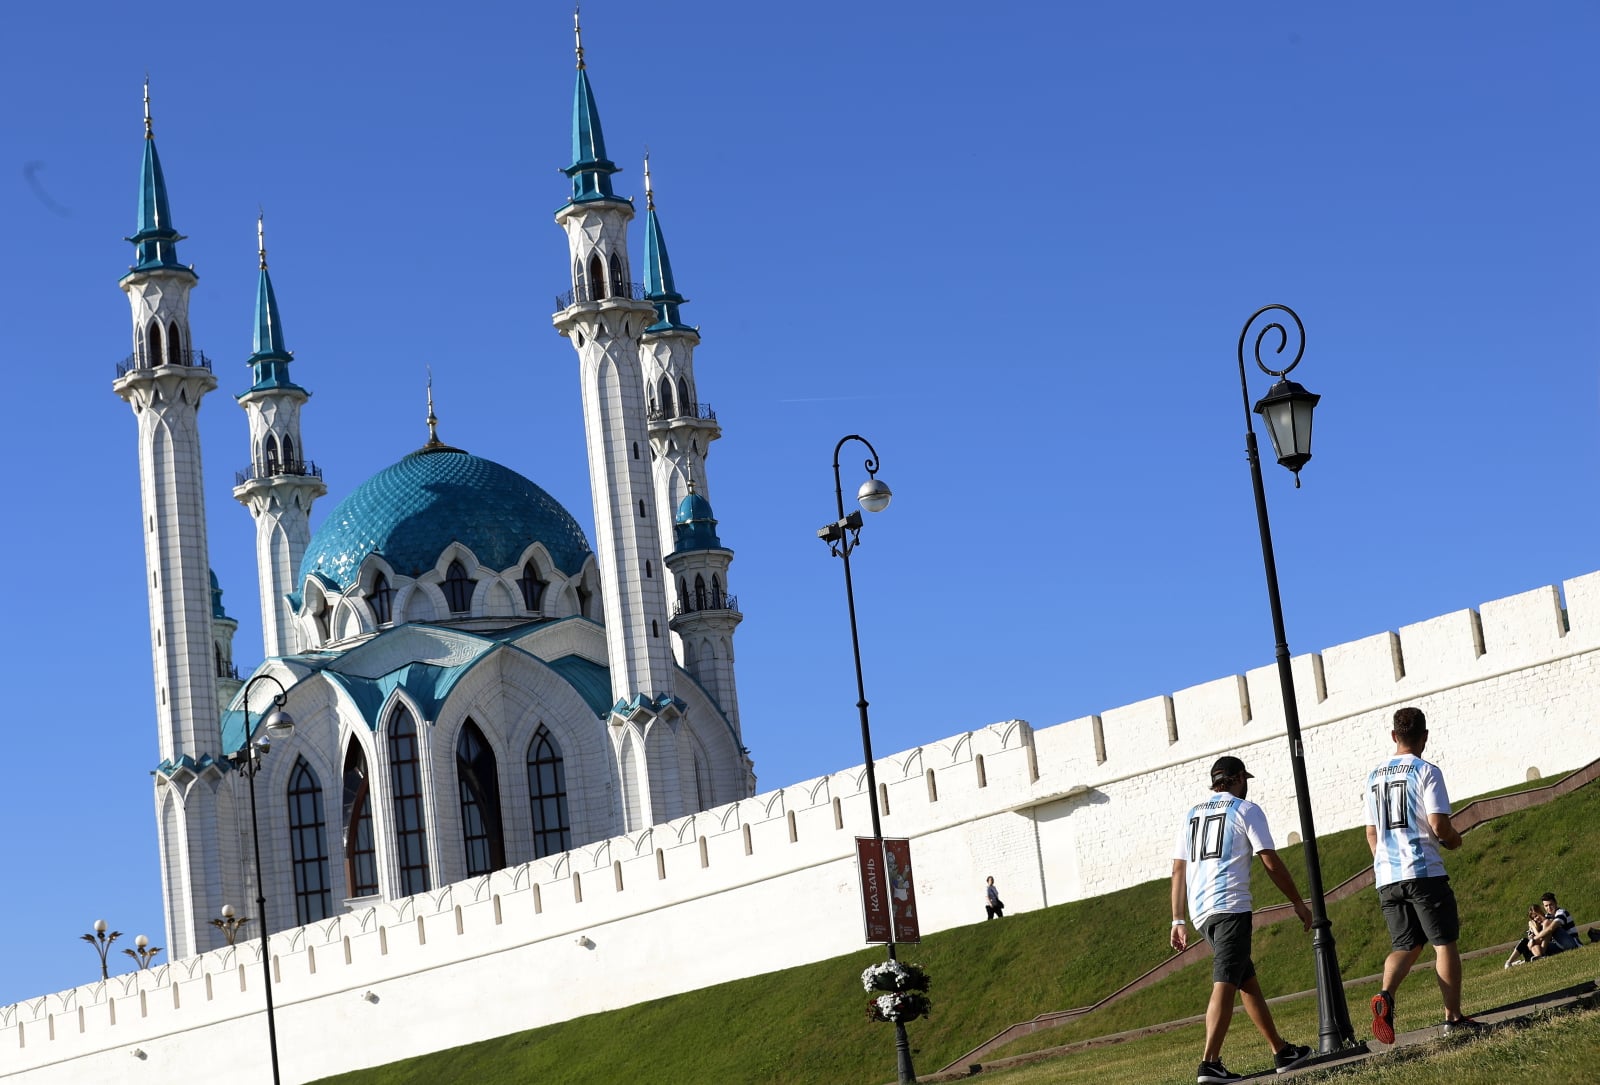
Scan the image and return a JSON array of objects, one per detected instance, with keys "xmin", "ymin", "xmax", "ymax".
[{"xmin": 5, "ymin": 574, "xmax": 1598, "ymax": 1084}]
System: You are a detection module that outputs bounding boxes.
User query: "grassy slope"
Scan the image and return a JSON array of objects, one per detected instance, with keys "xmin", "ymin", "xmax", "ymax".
[{"xmin": 312, "ymin": 772, "xmax": 1599, "ymax": 1085}]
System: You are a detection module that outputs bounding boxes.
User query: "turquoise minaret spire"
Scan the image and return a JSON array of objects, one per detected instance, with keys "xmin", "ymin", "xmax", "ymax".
[
  {"xmin": 245, "ymin": 214, "xmax": 301, "ymax": 392},
  {"xmin": 643, "ymin": 154, "xmax": 690, "ymax": 332},
  {"xmin": 126, "ymin": 79, "xmax": 190, "ymax": 275},
  {"xmin": 563, "ymin": 8, "xmax": 621, "ymax": 205}
]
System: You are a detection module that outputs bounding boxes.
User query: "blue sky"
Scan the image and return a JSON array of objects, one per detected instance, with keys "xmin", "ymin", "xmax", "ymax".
[{"xmin": 3, "ymin": 1, "xmax": 1596, "ymax": 1006}]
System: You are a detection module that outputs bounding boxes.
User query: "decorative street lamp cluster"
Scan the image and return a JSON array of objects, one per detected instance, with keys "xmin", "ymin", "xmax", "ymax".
[
  {"xmin": 80, "ymin": 920, "xmax": 161, "ymax": 977},
  {"xmin": 817, "ymin": 434, "xmax": 917, "ymax": 1085},
  {"xmin": 1234, "ymin": 304, "xmax": 1355, "ymax": 1054}
]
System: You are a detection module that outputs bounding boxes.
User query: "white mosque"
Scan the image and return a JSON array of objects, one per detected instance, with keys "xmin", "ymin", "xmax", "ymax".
[{"xmin": 113, "ymin": 20, "xmax": 755, "ymax": 963}]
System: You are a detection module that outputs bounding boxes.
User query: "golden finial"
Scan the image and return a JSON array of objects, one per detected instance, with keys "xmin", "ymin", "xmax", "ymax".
[
  {"xmin": 685, "ymin": 459, "xmax": 697, "ymax": 495},
  {"xmin": 425, "ymin": 368, "xmax": 442, "ymax": 447},
  {"xmin": 257, "ymin": 209, "xmax": 268, "ymax": 270},
  {"xmin": 573, "ymin": 5, "xmax": 585, "ymax": 70},
  {"xmin": 143, "ymin": 76, "xmax": 153, "ymax": 140},
  {"xmin": 643, "ymin": 148, "xmax": 654, "ymax": 211}
]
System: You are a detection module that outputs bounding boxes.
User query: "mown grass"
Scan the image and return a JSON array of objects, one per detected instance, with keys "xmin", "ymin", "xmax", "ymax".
[{"xmin": 311, "ymin": 769, "xmax": 1598, "ymax": 1085}]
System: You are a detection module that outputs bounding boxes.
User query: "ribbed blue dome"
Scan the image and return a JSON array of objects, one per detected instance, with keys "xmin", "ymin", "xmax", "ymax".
[
  {"xmin": 672, "ymin": 492, "xmax": 723, "ymax": 552},
  {"xmin": 675, "ymin": 493, "xmax": 714, "ymax": 524},
  {"xmin": 299, "ymin": 448, "xmax": 592, "ymax": 591}
]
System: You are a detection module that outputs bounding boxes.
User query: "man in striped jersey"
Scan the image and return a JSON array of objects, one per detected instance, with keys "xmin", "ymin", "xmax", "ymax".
[
  {"xmin": 1171, "ymin": 755, "xmax": 1313, "ymax": 1084},
  {"xmin": 1365, "ymin": 706, "xmax": 1479, "ymax": 1043}
]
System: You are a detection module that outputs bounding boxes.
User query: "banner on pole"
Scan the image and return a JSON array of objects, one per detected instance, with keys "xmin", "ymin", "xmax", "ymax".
[
  {"xmin": 855, "ymin": 837, "xmax": 892, "ymax": 943},
  {"xmin": 883, "ymin": 837, "xmax": 921, "ymax": 943}
]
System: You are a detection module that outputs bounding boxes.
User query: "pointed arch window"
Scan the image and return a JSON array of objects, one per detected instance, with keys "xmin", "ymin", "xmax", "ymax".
[
  {"xmin": 677, "ymin": 377, "xmax": 691, "ymax": 416},
  {"xmin": 444, "ymin": 559, "xmax": 475, "ymax": 614},
  {"xmin": 342, "ymin": 742, "xmax": 378, "ymax": 898},
  {"xmin": 168, "ymin": 320, "xmax": 182, "ymax": 365},
  {"xmin": 457, "ymin": 721, "xmax": 505, "ymax": 877},
  {"xmin": 658, "ymin": 377, "xmax": 675, "ymax": 418},
  {"xmin": 368, "ymin": 573, "xmax": 393, "ymax": 626},
  {"xmin": 387, "ymin": 707, "xmax": 430, "ymax": 895},
  {"xmin": 282, "ymin": 435, "xmax": 296, "ymax": 471},
  {"xmin": 608, "ymin": 252, "xmax": 624, "ymax": 298},
  {"xmin": 288, "ymin": 757, "xmax": 332, "ymax": 924},
  {"xmin": 694, "ymin": 574, "xmax": 707, "ymax": 610},
  {"xmin": 527, "ymin": 725, "xmax": 572, "ymax": 859},
  {"xmin": 148, "ymin": 322, "xmax": 164, "ymax": 369},
  {"xmin": 711, "ymin": 574, "xmax": 723, "ymax": 609},
  {"xmin": 263, "ymin": 434, "xmax": 280, "ymax": 476},
  {"xmin": 215, "ymin": 643, "xmax": 225, "ymax": 679},
  {"xmin": 518, "ymin": 562, "xmax": 546, "ymax": 612},
  {"xmin": 587, "ymin": 254, "xmax": 606, "ymax": 300}
]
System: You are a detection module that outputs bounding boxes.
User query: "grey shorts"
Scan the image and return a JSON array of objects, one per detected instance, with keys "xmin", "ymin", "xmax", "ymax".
[
  {"xmin": 1202, "ymin": 912, "xmax": 1256, "ymax": 987},
  {"xmin": 1378, "ymin": 875, "xmax": 1460, "ymax": 950}
]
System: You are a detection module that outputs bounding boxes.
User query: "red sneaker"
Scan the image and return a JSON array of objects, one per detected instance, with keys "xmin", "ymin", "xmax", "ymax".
[{"xmin": 1370, "ymin": 991, "xmax": 1395, "ymax": 1044}]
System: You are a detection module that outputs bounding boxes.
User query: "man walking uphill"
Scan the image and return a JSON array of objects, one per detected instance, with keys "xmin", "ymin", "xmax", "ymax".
[
  {"xmin": 1365, "ymin": 706, "xmax": 1479, "ymax": 1042},
  {"xmin": 1171, "ymin": 756, "xmax": 1314, "ymax": 1084}
]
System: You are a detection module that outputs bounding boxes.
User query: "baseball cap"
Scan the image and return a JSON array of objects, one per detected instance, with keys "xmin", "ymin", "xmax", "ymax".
[{"xmin": 1210, "ymin": 756, "xmax": 1254, "ymax": 784}]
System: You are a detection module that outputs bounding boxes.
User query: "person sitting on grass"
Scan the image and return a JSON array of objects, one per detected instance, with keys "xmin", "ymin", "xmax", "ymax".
[
  {"xmin": 1505, "ymin": 905, "xmax": 1550, "ymax": 967},
  {"xmin": 1530, "ymin": 892, "xmax": 1583, "ymax": 956}
]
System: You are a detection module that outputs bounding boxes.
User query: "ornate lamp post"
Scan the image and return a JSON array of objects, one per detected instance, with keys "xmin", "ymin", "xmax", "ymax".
[
  {"xmin": 210, "ymin": 904, "xmax": 252, "ymax": 947},
  {"xmin": 1234, "ymin": 304, "xmax": 1355, "ymax": 1053},
  {"xmin": 231, "ymin": 673, "xmax": 297, "ymax": 1085},
  {"xmin": 122, "ymin": 934, "xmax": 162, "ymax": 970},
  {"xmin": 817, "ymin": 434, "xmax": 914, "ymax": 1084},
  {"xmin": 81, "ymin": 920, "xmax": 121, "ymax": 980}
]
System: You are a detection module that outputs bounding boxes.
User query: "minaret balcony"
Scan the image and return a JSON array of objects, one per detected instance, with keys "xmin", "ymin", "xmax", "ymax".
[
  {"xmin": 647, "ymin": 402, "xmax": 717, "ymax": 424},
  {"xmin": 235, "ymin": 460, "xmax": 324, "ymax": 486},
  {"xmin": 554, "ymin": 280, "xmax": 648, "ymax": 308},
  {"xmin": 115, "ymin": 349, "xmax": 212, "ymax": 378},
  {"xmin": 671, "ymin": 593, "xmax": 739, "ymax": 619}
]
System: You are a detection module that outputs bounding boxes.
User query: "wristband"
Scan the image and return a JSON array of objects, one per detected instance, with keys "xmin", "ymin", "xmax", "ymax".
[{"xmin": 1171, "ymin": 919, "xmax": 1186, "ymax": 927}]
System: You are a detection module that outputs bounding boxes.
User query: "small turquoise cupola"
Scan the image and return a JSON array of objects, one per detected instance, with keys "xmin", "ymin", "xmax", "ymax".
[
  {"xmin": 210, "ymin": 569, "xmax": 230, "ymax": 620},
  {"xmin": 672, "ymin": 490, "xmax": 724, "ymax": 552},
  {"xmin": 642, "ymin": 155, "xmax": 691, "ymax": 332},
  {"xmin": 125, "ymin": 79, "xmax": 191, "ymax": 277},
  {"xmin": 562, "ymin": 9, "xmax": 621, "ymax": 205},
  {"xmin": 243, "ymin": 214, "xmax": 302, "ymax": 393}
]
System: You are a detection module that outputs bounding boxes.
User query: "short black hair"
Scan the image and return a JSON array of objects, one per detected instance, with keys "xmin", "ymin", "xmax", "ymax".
[
  {"xmin": 1541, "ymin": 892, "xmax": 1557, "ymax": 903},
  {"xmin": 1392, "ymin": 706, "xmax": 1427, "ymax": 744}
]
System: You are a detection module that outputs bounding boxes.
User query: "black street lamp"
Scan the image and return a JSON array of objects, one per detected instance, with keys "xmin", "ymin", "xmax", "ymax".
[
  {"xmin": 1234, "ymin": 304, "xmax": 1355, "ymax": 1053},
  {"xmin": 81, "ymin": 920, "xmax": 121, "ymax": 980},
  {"xmin": 230, "ymin": 673, "xmax": 297, "ymax": 1085},
  {"xmin": 817, "ymin": 434, "xmax": 915, "ymax": 1085}
]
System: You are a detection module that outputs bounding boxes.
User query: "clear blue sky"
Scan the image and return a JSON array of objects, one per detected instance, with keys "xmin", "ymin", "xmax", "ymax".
[{"xmin": 3, "ymin": 1, "xmax": 1596, "ymax": 1006}]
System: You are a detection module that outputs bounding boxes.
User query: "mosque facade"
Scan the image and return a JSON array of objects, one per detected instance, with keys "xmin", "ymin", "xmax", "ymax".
[{"xmin": 114, "ymin": 32, "xmax": 755, "ymax": 961}]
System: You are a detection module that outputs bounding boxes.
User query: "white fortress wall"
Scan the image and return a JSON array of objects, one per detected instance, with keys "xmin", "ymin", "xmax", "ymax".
[{"xmin": 5, "ymin": 573, "xmax": 1599, "ymax": 1083}]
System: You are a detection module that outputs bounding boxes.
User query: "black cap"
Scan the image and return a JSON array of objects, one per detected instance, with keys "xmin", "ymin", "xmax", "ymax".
[{"xmin": 1210, "ymin": 756, "xmax": 1254, "ymax": 785}]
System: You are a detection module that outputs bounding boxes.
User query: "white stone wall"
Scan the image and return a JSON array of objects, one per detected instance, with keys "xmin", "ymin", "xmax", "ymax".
[{"xmin": 6, "ymin": 572, "xmax": 1599, "ymax": 1084}]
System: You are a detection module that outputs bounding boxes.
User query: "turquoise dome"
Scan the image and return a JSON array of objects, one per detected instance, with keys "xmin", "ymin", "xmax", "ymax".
[
  {"xmin": 672, "ymin": 492, "xmax": 723, "ymax": 552},
  {"xmin": 299, "ymin": 447, "xmax": 592, "ymax": 591}
]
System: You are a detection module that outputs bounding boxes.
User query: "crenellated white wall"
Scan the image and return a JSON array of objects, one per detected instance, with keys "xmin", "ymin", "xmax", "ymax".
[{"xmin": 5, "ymin": 572, "xmax": 1599, "ymax": 1084}]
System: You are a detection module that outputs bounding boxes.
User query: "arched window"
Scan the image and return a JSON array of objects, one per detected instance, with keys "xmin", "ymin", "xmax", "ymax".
[
  {"xmin": 444, "ymin": 559, "xmax": 475, "ymax": 614},
  {"xmin": 282, "ymin": 435, "xmax": 296, "ymax": 470},
  {"xmin": 517, "ymin": 562, "xmax": 546, "ymax": 611},
  {"xmin": 658, "ymin": 377, "xmax": 675, "ymax": 418},
  {"xmin": 288, "ymin": 757, "xmax": 332, "ymax": 924},
  {"xmin": 678, "ymin": 377, "xmax": 691, "ymax": 415},
  {"xmin": 711, "ymin": 574, "xmax": 723, "ymax": 608},
  {"xmin": 587, "ymin": 254, "xmax": 606, "ymax": 300},
  {"xmin": 527, "ymin": 725, "xmax": 571, "ymax": 859},
  {"xmin": 214, "ymin": 643, "xmax": 225, "ymax": 678},
  {"xmin": 609, "ymin": 251, "xmax": 625, "ymax": 297},
  {"xmin": 148, "ymin": 322, "xmax": 164, "ymax": 368},
  {"xmin": 678, "ymin": 578, "xmax": 688, "ymax": 608},
  {"xmin": 342, "ymin": 742, "xmax": 378, "ymax": 897},
  {"xmin": 388, "ymin": 707, "xmax": 430, "ymax": 895},
  {"xmin": 368, "ymin": 573, "xmax": 393, "ymax": 625},
  {"xmin": 457, "ymin": 721, "xmax": 505, "ymax": 877},
  {"xmin": 263, "ymin": 434, "xmax": 280, "ymax": 476},
  {"xmin": 168, "ymin": 321, "xmax": 182, "ymax": 365},
  {"xmin": 694, "ymin": 575, "xmax": 707, "ymax": 610}
]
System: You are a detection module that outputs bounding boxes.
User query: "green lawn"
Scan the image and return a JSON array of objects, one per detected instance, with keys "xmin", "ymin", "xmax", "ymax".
[{"xmin": 312, "ymin": 769, "xmax": 1599, "ymax": 1085}]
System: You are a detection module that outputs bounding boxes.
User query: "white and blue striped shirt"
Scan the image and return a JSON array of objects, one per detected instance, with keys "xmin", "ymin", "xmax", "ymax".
[
  {"xmin": 1366, "ymin": 754, "xmax": 1452, "ymax": 888},
  {"xmin": 1173, "ymin": 793, "xmax": 1275, "ymax": 928}
]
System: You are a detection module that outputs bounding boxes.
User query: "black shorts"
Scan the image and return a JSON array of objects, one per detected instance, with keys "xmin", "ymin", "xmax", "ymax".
[
  {"xmin": 1202, "ymin": 912, "xmax": 1256, "ymax": 987},
  {"xmin": 1378, "ymin": 875, "xmax": 1460, "ymax": 950}
]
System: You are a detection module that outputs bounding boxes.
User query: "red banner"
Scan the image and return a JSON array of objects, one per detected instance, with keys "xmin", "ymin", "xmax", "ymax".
[
  {"xmin": 857, "ymin": 837, "xmax": 920, "ymax": 944},
  {"xmin": 883, "ymin": 838, "xmax": 921, "ymax": 943},
  {"xmin": 856, "ymin": 838, "xmax": 892, "ymax": 943}
]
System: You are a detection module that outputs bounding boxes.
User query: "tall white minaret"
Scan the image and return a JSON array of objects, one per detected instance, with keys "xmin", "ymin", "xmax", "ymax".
[
  {"xmin": 113, "ymin": 81, "xmax": 232, "ymax": 959},
  {"xmin": 551, "ymin": 14, "xmax": 685, "ymax": 828},
  {"xmin": 639, "ymin": 158, "xmax": 744, "ymax": 742},
  {"xmin": 233, "ymin": 215, "xmax": 326, "ymax": 657}
]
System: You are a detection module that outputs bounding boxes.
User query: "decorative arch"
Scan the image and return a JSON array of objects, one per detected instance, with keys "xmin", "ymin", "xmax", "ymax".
[
  {"xmin": 527, "ymin": 724, "xmax": 571, "ymax": 859},
  {"xmin": 167, "ymin": 320, "xmax": 182, "ymax": 364},
  {"xmin": 677, "ymin": 377, "xmax": 690, "ymax": 415},
  {"xmin": 148, "ymin": 321, "xmax": 164, "ymax": 367},
  {"xmin": 518, "ymin": 561, "xmax": 547, "ymax": 612},
  {"xmin": 444, "ymin": 559, "xmax": 475, "ymax": 614},
  {"xmin": 658, "ymin": 377, "xmax": 675, "ymax": 417},
  {"xmin": 263, "ymin": 433, "xmax": 280, "ymax": 475},
  {"xmin": 587, "ymin": 253, "xmax": 606, "ymax": 300},
  {"xmin": 387, "ymin": 705, "xmax": 431, "ymax": 895},
  {"xmin": 457, "ymin": 720, "xmax": 506, "ymax": 876},
  {"xmin": 367, "ymin": 572, "xmax": 394, "ymax": 626},
  {"xmin": 608, "ymin": 251, "xmax": 624, "ymax": 297},
  {"xmin": 341, "ymin": 740, "xmax": 379, "ymax": 897}
]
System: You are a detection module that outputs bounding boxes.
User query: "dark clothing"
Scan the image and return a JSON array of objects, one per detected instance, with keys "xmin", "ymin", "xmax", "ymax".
[
  {"xmin": 985, "ymin": 883, "xmax": 1005, "ymax": 920},
  {"xmin": 1202, "ymin": 911, "xmax": 1257, "ymax": 987},
  {"xmin": 1378, "ymin": 874, "xmax": 1460, "ymax": 949}
]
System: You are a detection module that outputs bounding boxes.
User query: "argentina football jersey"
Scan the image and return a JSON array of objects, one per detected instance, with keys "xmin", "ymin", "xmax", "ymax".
[
  {"xmin": 1366, "ymin": 754, "xmax": 1452, "ymax": 886},
  {"xmin": 1173, "ymin": 794, "xmax": 1275, "ymax": 927}
]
